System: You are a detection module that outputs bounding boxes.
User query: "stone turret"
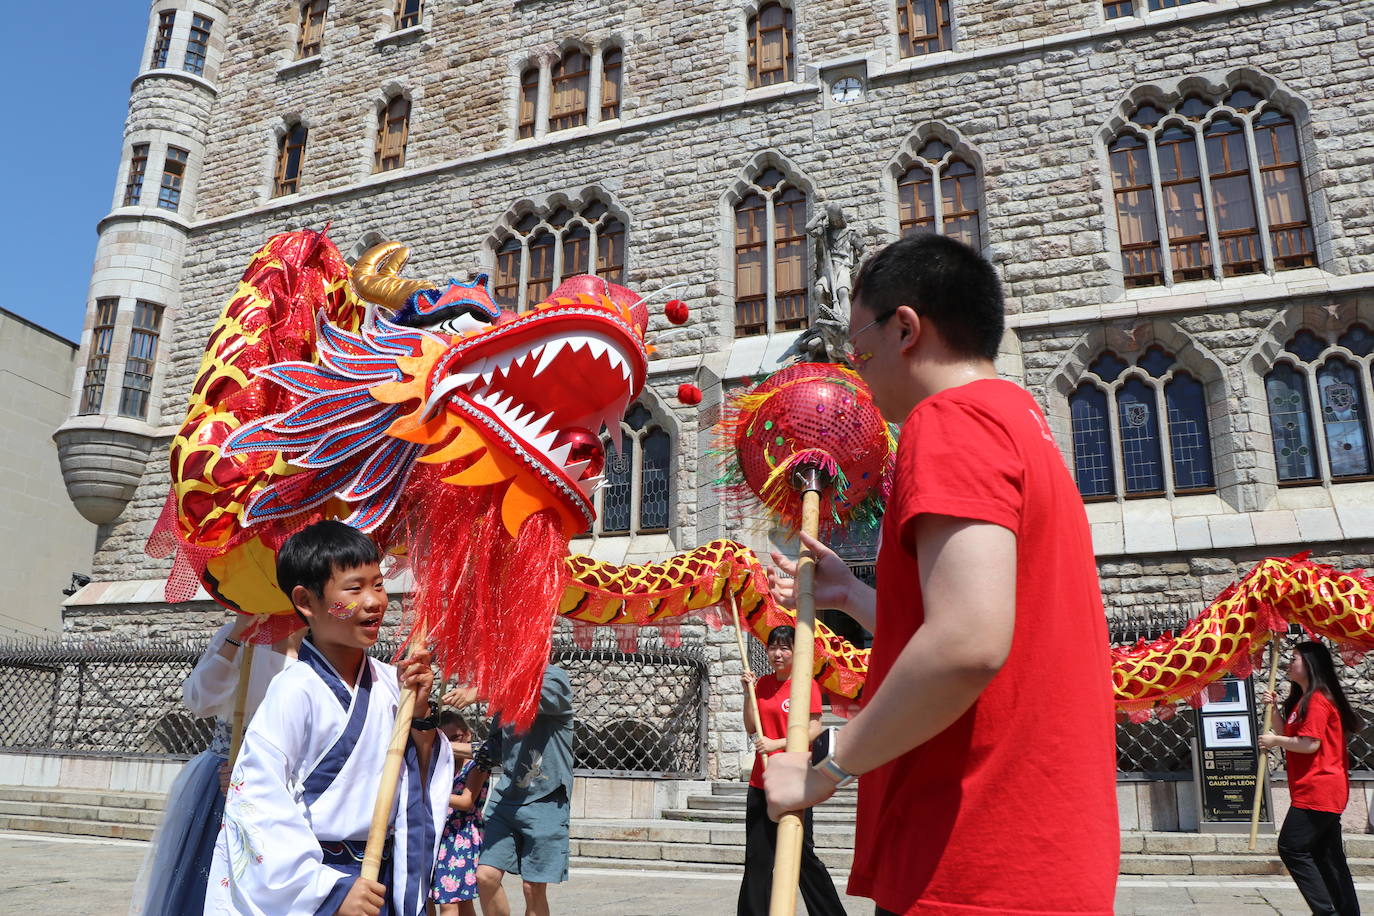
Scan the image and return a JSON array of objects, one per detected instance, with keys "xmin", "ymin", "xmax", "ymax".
[{"xmin": 54, "ymin": 0, "xmax": 227, "ymax": 526}]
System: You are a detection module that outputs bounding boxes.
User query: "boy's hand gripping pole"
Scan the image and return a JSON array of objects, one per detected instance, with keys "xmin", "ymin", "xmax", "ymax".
[
  {"xmin": 768, "ymin": 463, "xmax": 830, "ymax": 916},
  {"xmin": 362, "ymin": 623, "xmax": 427, "ymax": 881}
]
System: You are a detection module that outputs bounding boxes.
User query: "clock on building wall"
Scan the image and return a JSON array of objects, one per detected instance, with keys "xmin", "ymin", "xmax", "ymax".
[{"xmin": 830, "ymin": 76, "xmax": 864, "ymax": 104}]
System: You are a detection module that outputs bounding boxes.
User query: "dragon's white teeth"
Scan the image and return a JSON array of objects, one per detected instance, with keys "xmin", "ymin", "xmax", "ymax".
[
  {"xmin": 533, "ymin": 429, "xmax": 559, "ymax": 452},
  {"xmin": 527, "ymin": 412, "xmax": 555, "ymax": 440},
  {"xmin": 585, "ymin": 338, "xmax": 609, "ymax": 361},
  {"xmin": 567, "ymin": 337, "xmax": 588, "ymax": 353},
  {"xmin": 605, "ymin": 417, "xmax": 624, "ymax": 454},
  {"xmin": 450, "ymin": 370, "xmax": 482, "ymax": 389},
  {"xmin": 493, "ymin": 395, "xmax": 515, "ymax": 416},
  {"xmin": 565, "ymin": 459, "xmax": 592, "ymax": 480},
  {"xmin": 532, "ymin": 339, "xmax": 565, "ymax": 377},
  {"xmin": 548, "ymin": 442, "xmax": 574, "ymax": 467},
  {"xmin": 478, "ymin": 370, "xmax": 495, "ymax": 388}
]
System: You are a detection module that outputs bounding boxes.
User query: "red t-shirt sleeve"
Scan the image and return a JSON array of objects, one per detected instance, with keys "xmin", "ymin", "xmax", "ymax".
[
  {"xmin": 809, "ymin": 678, "xmax": 823, "ymax": 716},
  {"xmin": 1293, "ymin": 692, "xmax": 1333, "ymax": 740},
  {"xmin": 894, "ymin": 399, "xmax": 1024, "ymax": 551}
]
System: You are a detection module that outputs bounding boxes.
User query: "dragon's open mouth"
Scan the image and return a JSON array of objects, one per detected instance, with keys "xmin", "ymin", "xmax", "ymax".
[{"xmin": 421, "ymin": 301, "xmax": 645, "ymax": 506}]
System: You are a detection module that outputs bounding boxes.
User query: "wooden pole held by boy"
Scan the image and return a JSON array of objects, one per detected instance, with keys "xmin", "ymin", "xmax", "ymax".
[
  {"xmin": 1250, "ymin": 638, "xmax": 1282, "ymax": 850},
  {"xmin": 362, "ymin": 623, "xmax": 427, "ymax": 881},
  {"xmin": 730, "ymin": 591, "xmax": 764, "ymax": 745},
  {"xmin": 768, "ymin": 466, "xmax": 826, "ymax": 916}
]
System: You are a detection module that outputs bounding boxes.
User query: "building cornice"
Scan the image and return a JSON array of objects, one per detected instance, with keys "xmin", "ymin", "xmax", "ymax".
[{"xmin": 130, "ymin": 68, "xmax": 219, "ymax": 97}]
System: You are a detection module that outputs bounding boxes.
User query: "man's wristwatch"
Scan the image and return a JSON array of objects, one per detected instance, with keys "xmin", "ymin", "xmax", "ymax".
[
  {"xmin": 811, "ymin": 726, "xmax": 857, "ymax": 788},
  {"xmin": 411, "ymin": 699, "xmax": 440, "ymax": 731}
]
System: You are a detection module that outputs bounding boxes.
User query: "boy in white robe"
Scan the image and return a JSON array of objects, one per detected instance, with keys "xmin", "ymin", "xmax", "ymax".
[{"xmin": 205, "ymin": 520, "xmax": 453, "ymax": 916}]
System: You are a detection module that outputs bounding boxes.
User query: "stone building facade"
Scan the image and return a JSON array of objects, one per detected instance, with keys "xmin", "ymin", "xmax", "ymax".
[{"xmin": 54, "ymin": 0, "xmax": 1374, "ymax": 780}]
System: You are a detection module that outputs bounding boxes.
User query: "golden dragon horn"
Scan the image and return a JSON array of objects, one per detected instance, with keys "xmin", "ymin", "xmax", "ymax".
[{"xmin": 350, "ymin": 241, "xmax": 435, "ymax": 310}]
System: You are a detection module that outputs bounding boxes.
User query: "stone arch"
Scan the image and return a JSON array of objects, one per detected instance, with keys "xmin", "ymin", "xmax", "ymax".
[
  {"xmin": 483, "ymin": 186, "xmax": 632, "ymax": 262},
  {"xmin": 880, "ymin": 122, "xmax": 985, "ymax": 248}
]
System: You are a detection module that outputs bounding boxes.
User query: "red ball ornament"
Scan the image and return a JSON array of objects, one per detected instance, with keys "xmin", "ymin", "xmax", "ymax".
[
  {"xmin": 677, "ymin": 383, "xmax": 703, "ymax": 406},
  {"xmin": 550, "ymin": 427, "xmax": 605, "ymax": 480},
  {"xmin": 664, "ymin": 299, "xmax": 689, "ymax": 325}
]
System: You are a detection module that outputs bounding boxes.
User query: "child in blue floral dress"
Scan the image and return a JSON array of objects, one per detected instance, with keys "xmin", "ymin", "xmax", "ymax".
[{"xmin": 432, "ymin": 714, "xmax": 490, "ymax": 916}]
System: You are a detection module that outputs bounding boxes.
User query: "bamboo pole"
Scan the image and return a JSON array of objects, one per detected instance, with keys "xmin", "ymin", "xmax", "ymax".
[
  {"xmin": 1249, "ymin": 637, "xmax": 1282, "ymax": 850},
  {"xmin": 361, "ymin": 623, "xmax": 427, "ymax": 881},
  {"xmin": 227, "ymin": 615, "xmax": 265, "ymax": 769},
  {"xmin": 768, "ymin": 481, "xmax": 823, "ymax": 916},
  {"xmin": 729, "ymin": 590, "xmax": 764, "ymax": 745}
]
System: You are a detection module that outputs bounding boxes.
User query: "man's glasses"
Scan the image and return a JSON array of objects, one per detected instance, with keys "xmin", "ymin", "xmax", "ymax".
[{"xmin": 840, "ymin": 312, "xmax": 895, "ymax": 369}]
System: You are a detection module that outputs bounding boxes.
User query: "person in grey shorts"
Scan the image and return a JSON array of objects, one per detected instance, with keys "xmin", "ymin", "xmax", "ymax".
[{"xmin": 475, "ymin": 664, "xmax": 574, "ymax": 916}]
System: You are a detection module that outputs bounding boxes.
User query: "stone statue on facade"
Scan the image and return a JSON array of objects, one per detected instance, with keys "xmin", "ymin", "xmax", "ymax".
[{"xmin": 794, "ymin": 202, "xmax": 865, "ymax": 364}]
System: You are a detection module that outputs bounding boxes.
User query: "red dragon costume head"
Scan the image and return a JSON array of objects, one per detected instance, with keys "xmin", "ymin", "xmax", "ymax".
[{"xmin": 150, "ymin": 229, "xmax": 651, "ymax": 725}]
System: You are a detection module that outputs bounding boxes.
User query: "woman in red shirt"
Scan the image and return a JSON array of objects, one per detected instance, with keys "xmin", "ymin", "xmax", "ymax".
[
  {"xmin": 738, "ymin": 626, "xmax": 845, "ymax": 916},
  {"xmin": 1260, "ymin": 640, "xmax": 1363, "ymax": 916}
]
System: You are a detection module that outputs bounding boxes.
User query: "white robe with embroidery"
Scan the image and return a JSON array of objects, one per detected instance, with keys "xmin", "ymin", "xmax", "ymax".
[{"xmin": 204, "ymin": 640, "xmax": 452, "ymax": 916}]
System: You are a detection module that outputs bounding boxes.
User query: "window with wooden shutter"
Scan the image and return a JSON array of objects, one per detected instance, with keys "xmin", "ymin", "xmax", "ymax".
[
  {"xmin": 601, "ymin": 49, "xmax": 622, "ymax": 120},
  {"xmin": 274, "ymin": 123, "xmax": 307, "ymax": 197},
  {"xmin": 550, "ymin": 50, "xmax": 590, "ymax": 132},
  {"xmin": 297, "ymin": 0, "xmax": 327, "ymax": 58},
  {"xmin": 375, "ymin": 96, "xmax": 410, "ymax": 172},
  {"xmin": 897, "ymin": 0, "xmax": 951, "ymax": 57},
  {"xmin": 394, "ymin": 0, "xmax": 423, "ymax": 30},
  {"xmin": 518, "ymin": 67, "xmax": 539, "ymax": 139},
  {"xmin": 747, "ymin": 3, "xmax": 794, "ymax": 88}
]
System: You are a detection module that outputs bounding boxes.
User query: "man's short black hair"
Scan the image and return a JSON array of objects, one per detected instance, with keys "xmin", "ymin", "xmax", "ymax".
[
  {"xmin": 438, "ymin": 710, "xmax": 469, "ymax": 731},
  {"xmin": 276, "ymin": 519, "xmax": 382, "ymax": 599},
  {"xmin": 850, "ymin": 234, "xmax": 1005, "ymax": 360}
]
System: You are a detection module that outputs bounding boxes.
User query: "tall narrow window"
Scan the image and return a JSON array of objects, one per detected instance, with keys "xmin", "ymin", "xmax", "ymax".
[
  {"xmin": 297, "ymin": 0, "xmax": 328, "ymax": 58},
  {"xmin": 518, "ymin": 67, "xmax": 539, "ymax": 139},
  {"xmin": 491, "ymin": 199, "xmax": 628, "ymax": 311},
  {"xmin": 150, "ymin": 11, "xmax": 174, "ymax": 69},
  {"xmin": 733, "ymin": 167, "xmax": 809, "ymax": 336},
  {"xmin": 897, "ymin": 0, "xmax": 951, "ymax": 57},
  {"xmin": 601, "ymin": 48, "xmax": 623, "ymax": 121},
  {"xmin": 594, "ymin": 403, "xmax": 674, "ymax": 536},
  {"xmin": 184, "ymin": 15, "xmax": 212, "ymax": 75},
  {"xmin": 158, "ymin": 147, "xmax": 188, "ymax": 211},
  {"xmin": 1109, "ymin": 88, "xmax": 1316, "ymax": 287},
  {"xmin": 1265, "ymin": 327, "xmax": 1374, "ymax": 485},
  {"xmin": 1109, "ymin": 133, "xmax": 1162, "ymax": 287},
  {"xmin": 1255, "ymin": 111, "xmax": 1316, "ymax": 270},
  {"xmin": 896, "ymin": 140, "xmax": 983, "ymax": 249},
  {"xmin": 120, "ymin": 302, "xmax": 164, "ymax": 419},
  {"xmin": 124, "ymin": 144, "xmax": 149, "ymax": 207},
  {"xmin": 1068, "ymin": 347, "xmax": 1215, "ymax": 499},
  {"xmin": 747, "ymin": 3, "xmax": 795, "ymax": 88},
  {"xmin": 394, "ymin": 0, "xmax": 423, "ymax": 30},
  {"xmin": 80, "ymin": 299, "xmax": 119, "ymax": 415},
  {"xmin": 274, "ymin": 123, "xmax": 307, "ymax": 197},
  {"xmin": 550, "ymin": 50, "xmax": 590, "ymax": 132},
  {"xmin": 375, "ymin": 96, "xmax": 410, "ymax": 172},
  {"xmin": 1205, "ymin": 119, "xmax": 1261, "ymax": 276}
]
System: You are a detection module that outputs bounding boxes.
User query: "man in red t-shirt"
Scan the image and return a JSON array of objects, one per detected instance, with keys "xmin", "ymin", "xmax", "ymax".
[{"xmin": 763, "ymin": 234, "xmax": 1119, "ymax": 914}]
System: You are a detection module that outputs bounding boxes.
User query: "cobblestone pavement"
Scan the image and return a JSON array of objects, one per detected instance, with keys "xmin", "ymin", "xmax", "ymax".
[{"xmin": 6, "ymin": 832, "xmax": 1374, "ymax": 915}]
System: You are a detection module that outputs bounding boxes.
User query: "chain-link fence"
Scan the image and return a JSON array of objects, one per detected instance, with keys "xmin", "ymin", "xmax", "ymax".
[
  {"xmin": 1110, "ymin": 606, "xmax": 1199, "ymax": 781},
  {"xmin": 0, "ymin": 636, "xmax": 709, "ymax": 778}
]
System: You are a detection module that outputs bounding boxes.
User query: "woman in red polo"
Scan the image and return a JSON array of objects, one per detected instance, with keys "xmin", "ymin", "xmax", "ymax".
[{"xmin": 1260, "ymin": 640, "xmax": 1363, "ymax": 916}]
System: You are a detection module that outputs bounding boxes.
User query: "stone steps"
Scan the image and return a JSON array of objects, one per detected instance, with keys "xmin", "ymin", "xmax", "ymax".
[{"xmin": 0, "ymin": 784, "xmax": 163, "ymax": 842}]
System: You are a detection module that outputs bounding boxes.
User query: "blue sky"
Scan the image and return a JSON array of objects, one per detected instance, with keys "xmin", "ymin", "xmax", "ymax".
[{"xmin": 1, "ymin": 5, "xmax": 147, "ymax": 343}]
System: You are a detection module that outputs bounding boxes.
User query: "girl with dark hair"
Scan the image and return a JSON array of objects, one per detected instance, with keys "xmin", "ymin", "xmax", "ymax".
[
  {"xmin": 737, "ymin": 626, "xmax": 845, "ymax": 916},
  {"xmin": 1260, "ymin": 640, "xmax": 1363, "ymax": 915}
]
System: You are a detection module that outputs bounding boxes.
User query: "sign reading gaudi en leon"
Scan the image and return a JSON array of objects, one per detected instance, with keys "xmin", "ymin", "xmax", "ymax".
[{"xmin": 1193, "ymin": 675, "xmax": 1270, "ymax": 828}]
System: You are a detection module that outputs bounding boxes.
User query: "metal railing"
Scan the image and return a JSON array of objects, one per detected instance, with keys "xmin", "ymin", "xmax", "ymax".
[{"xmin": 0, "ymin": 635, "xmax": 709, "ymax": 779}]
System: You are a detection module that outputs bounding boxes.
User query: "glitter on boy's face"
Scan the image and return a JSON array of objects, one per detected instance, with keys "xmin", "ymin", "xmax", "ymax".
[{"xmin": 327, "ymin": 601, "xmax": 360, "ymax": 620}]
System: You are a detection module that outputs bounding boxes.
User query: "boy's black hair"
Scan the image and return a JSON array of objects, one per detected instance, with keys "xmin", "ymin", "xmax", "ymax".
[
  {"xmin": 438, "ymin": 710, "xmax": 469, "ymax": 732},
  {"xmin": 276, "ymin": 519, "xmax": 383, "ymax": 600},
  {"xmin": 767, "ymin": 626, "xmax": 796, "ymax": 649},
  {"xmin": 850, "ymin": 234, "xmax": 1005, "ymax": 361}
]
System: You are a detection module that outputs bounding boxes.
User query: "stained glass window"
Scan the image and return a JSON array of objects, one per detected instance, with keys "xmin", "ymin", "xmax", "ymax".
[
  {"xmin": 1118, "ymin": 378, "xmax": 1164, "ymax": 494},
  {"xmin": 1165, "ymin": 373, "xmax": 1214, "ymax": 490},
  {"xmin": 1317, "ymin": 358, "xmax": 1371, "ymax": 478},
  {"xmin": 596, "ymin": 403, "xmax": 674, "ymax": 536},
  {"xmin": 1265, "ymin": 363, "xmax": 1317, "ymax": 481},
  {"xmin": 639, "ymin": 428, "xmax": 671, "ymax": 530},
  {"xmin": 1070, "ymin": 384, "xmax": 1114, "ymax": 498}
]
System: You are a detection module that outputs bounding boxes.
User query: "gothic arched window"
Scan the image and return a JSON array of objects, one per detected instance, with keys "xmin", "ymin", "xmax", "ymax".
[
  {"xmin": 896, "ymin": 139, "xmax": 982, "ymax": 249},
  {"xmin": 1266, "ymin": 327, "xmax": 1374, "ymax": 483},
  {"xmin": 733, "ymin": 166, "xmax": 808, "ymax": 337},
  {"xmin": 747, "ymin": 2, "xmax": 795, "ymax": 88},
  {"xmin": 1069, "ymin": 347, "xmax": 1215, "ymax": 499},
  {"xmin": 492, "ymin": 198, "xmax": 627, "ymax": 311},
  {"xmin": 1108, "ymin": 86, "xmax": 1315, "ymax": 288},
  {"xmin": 595, "ymin": 403, "xmax": 672, "ymax": 536}
]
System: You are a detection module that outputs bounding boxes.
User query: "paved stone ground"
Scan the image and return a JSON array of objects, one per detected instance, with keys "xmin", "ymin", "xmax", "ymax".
[{"xmin": 8, "ymin": 832, "xmax": 1374, "ymax": 914}]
